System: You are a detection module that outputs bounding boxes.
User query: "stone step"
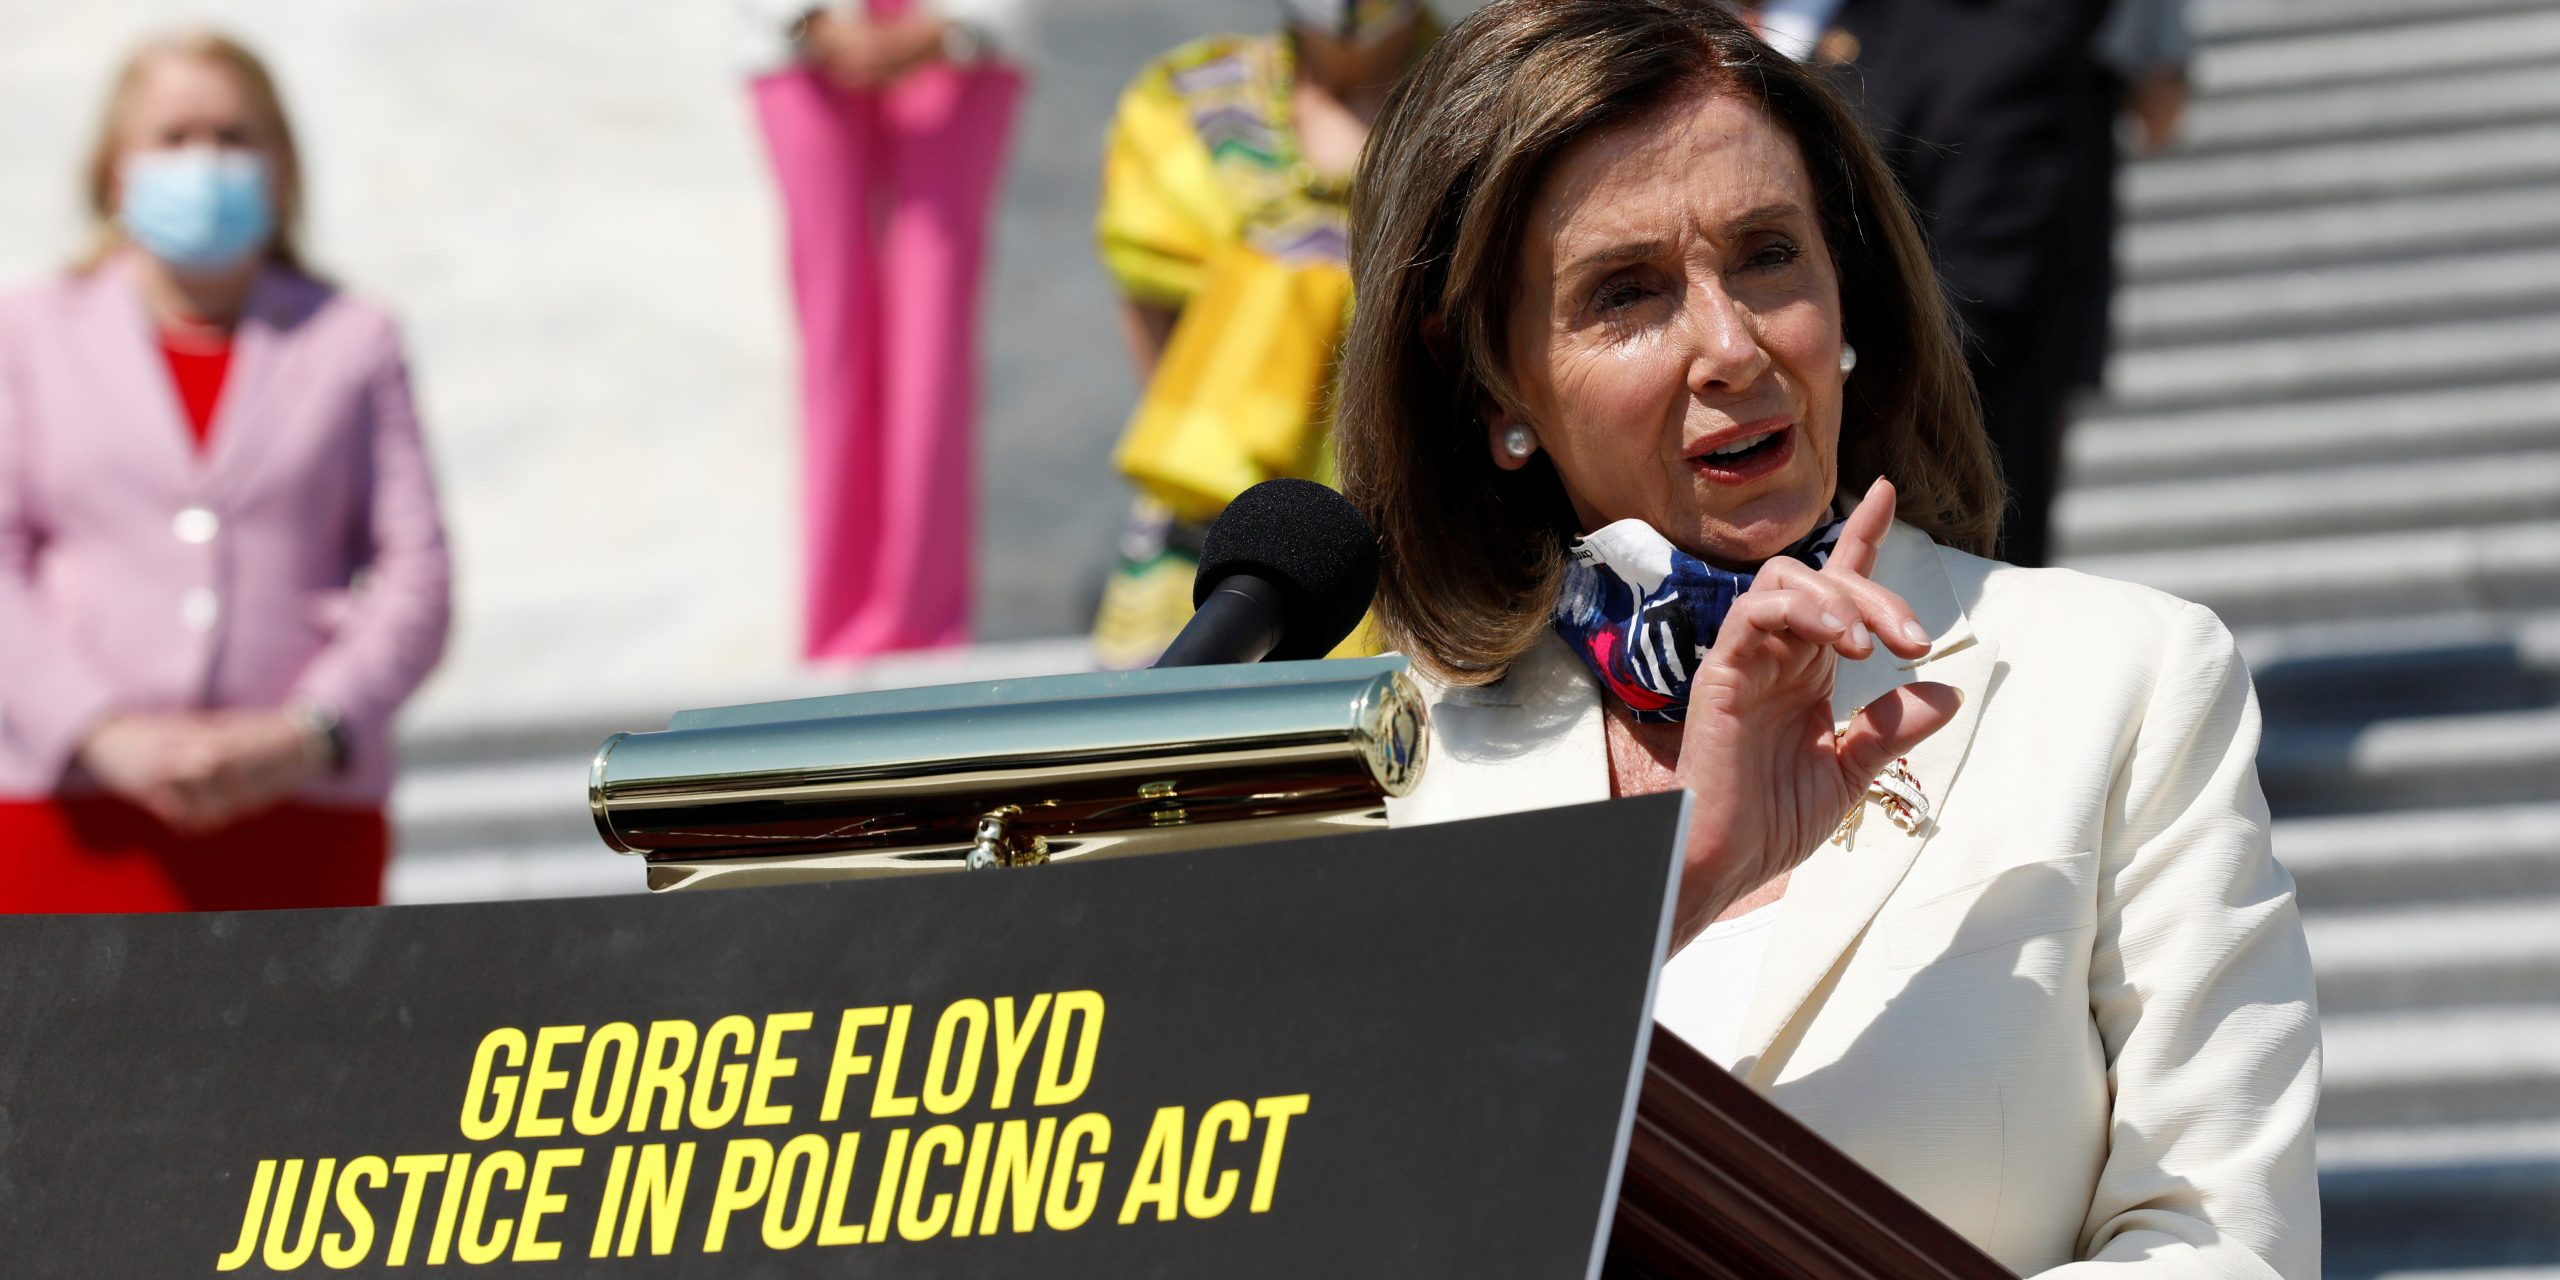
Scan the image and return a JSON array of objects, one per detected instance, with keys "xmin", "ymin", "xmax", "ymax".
[
  {"xmin": 2335, "ymin": 1268, "xmax": 2560, "ymax": 1280},
  {"xmin": 391, "ymin": 752, "xmax": 595, "ymax": 858},
  {"xmin": 2054, "ymin": 450, "xmax": 2560, "ymax": 555},
  {"xmin": 2063, "ymin": 519, "xmax": 2560, "ymax": 629},
  {"xmin": 2068, "ymin": 380, "xmax": 2560, "ymax": 486},
  {"xmin": 2318, "ymin": 1118, "xmax": 2560, "ymax": 1274},
  {"xmin": 2200, "ymin": 0, "xmax": 2552, "ymax": 42},
  {"xmin": 2320, "ymin": 1004, "xmax": 2560, "ymax": 1129},
  {"xmin": 2124, "ymin": 120, "xmax": 2560, "ymax": 220},
  {"xmin": 385, "ymin": 638, "xmax": 1101, "ymax": 903},
  {"xmin": 396, "ymin": 637, "xmax": 1094, "ymax": 766},
  {"xmin": 2116, "ymin": 244, "xmax": 2560, "ymax": 348},
  {"xmin": 2182, "ymin": 62, "xmax": 2560, "ymax": 157},
  {"xmin": 2105, "ymin": 313, "xmax": 2560, "ymax": 412},
  {"xmin": 2125, "ymin": 187, "xmax": 2560, "ymax": 283},
  {"xmin": 2320, "ymin": 1016, "xmax": 2560, "ymax": 1265},
  {"xmin": 2241, "ymin": 608, "xmax": 2560, "ymax": 725},
  {"xmin": 2309, "ymin": 898, "xmax": 2560, "ymax": 1015},
  {"xmin": 2279, "ymin": 803, "xmax": 2560, "ymax": 911},
  {"xmin": 386, "ymin": 840, "xmax": 634, "ymax": 905},
  {"xmin": 2196, "ymin": 9, "xmax": 2560, "ymax": 97},
  {"xmin": 2258, "ymin": 701, "xmax": 2560, "ymax": 815}
]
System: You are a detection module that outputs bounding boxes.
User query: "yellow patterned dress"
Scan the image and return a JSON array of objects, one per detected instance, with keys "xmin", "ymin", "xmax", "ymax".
[{"xmin": 1088, "ymin": 28, "xmax": 1425, "ymax": 667}]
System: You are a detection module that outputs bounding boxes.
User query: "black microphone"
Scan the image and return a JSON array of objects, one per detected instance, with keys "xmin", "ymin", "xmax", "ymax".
[{"xmin": 1154, "ymin": 479, "xmax": 1380, "ymax": 668}]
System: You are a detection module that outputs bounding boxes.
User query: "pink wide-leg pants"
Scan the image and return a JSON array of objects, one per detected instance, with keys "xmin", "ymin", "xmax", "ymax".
[{"xmin": 753, "ymin": 43, "xmax": 1021, "ymax": 660}]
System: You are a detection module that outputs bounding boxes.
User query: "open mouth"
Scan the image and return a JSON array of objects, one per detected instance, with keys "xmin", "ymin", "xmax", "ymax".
[{"xmin": 1685, "ymin": 423, "xmax": 1795, "ymax": 479}]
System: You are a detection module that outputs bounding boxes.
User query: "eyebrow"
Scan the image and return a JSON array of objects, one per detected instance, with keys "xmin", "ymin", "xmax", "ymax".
[{"xmin": 1557, "ymin": 202, "xmax": 1810, "ymax": 278}]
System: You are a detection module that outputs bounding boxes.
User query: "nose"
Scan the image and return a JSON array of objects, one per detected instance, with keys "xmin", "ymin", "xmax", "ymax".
[{"xmin": 1682, "ymin": 281, "xmax": 1772, "ymax": 396}]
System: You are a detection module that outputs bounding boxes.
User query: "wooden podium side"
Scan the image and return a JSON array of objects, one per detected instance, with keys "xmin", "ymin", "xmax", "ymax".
[{"xmin": 1607, "ymin": 1027, "xmax": 2017, "ymax": 1279}]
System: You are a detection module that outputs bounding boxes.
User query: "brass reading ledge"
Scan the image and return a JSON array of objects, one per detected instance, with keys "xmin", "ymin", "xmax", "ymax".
[{"xmin": 589, "ymin": 657, "xmax": 1430, "ymax": 892}]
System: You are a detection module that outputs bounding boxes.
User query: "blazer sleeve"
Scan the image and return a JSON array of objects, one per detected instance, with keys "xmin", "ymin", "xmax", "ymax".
[
  {"xmin": 285, "ymin": 321, "xmax": 452, "ymax": 763},
  {"xmin": 2037, "ymin": 604, "xmax": 2321, "ymax": 1279},
  {"xmin": 0, "ymin": 314, "xmax": 124, "ymax": 784}
]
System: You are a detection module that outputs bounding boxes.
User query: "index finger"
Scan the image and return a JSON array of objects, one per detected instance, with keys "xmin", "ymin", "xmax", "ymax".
[{"xmin": 1827, "ymin": 476, "xmax": 1899, "ymax": 579}]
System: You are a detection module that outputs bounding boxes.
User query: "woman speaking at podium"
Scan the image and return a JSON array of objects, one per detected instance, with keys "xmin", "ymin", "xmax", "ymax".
[{"xmin": 1340, "ymin": 2, "xmax": 2317, "ymax": 1275}]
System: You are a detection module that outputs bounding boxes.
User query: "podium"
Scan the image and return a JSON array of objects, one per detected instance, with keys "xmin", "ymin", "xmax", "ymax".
[{"xmin": 0, "ymin": 795, "xmax": 2011, "ymax": 1278}]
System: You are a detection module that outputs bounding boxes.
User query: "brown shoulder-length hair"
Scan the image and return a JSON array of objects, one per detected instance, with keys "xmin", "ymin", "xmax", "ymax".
[
  {"xmin": 76, "ymin": 29, "xmax": 308, "ymax": 274},
  {"xmin": 1336, "ymin": 0, "xmax": 1998, "ymax": 685}
]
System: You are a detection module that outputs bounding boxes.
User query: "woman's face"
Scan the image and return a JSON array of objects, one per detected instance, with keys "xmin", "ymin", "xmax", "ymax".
[
  {"xmin": 115, "ymin": 52, "xmax": 275, "ymax": 189},
  {"xmin": 1497, "ymin": 88, "xmax": 1846, "ymax": 570}
]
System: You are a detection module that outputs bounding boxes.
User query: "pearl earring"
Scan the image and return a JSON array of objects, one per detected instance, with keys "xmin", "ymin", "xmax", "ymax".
[
  {"xmin": 1839, "ymin": 343, "xmax": 1859, "ymax": 376},
  {"xmin": 1501, "ymin": 423, "xmax": 1538, "ymax": 459}
]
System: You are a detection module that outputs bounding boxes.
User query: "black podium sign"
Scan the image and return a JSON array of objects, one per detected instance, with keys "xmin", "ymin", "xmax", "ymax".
[{"xmin": 0, "ymin": 794, "xmax": 1686, "ymax": 1278}]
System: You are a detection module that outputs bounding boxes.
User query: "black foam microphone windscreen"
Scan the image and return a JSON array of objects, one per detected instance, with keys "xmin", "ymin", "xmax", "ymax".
[{"xmin": 1192, "ymin": 478, "xmax": 1381, "ymax": 661}]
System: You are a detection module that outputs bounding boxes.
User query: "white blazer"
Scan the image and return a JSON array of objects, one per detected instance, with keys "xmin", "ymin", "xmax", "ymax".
[{"xmin": 1390, "ymin": 521, "xmax": 2320, "ymax": 1279}]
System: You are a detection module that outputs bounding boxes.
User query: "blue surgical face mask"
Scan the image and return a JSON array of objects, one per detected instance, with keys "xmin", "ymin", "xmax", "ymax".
[{"xmin": 118, "ymin": 147, "xmax": 275, "ymax": 275}]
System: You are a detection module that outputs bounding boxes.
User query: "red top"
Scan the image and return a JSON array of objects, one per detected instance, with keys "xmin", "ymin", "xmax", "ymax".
[{"xmin": 157, "ymin": 330, "xmax": 233, "ymax": 449}]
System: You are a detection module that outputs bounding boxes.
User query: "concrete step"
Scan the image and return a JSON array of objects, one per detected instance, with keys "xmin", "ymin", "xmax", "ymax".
[
  {"xmin": 2068, "ymin": 381, "xmax": 2560, "ymax": 487},
  {"xmin": 2200, "ymin": 0, "xmax": 2553, "ymax": 42},
  {"xmin": 2309, "ymin": 898, "xmax": 2560, "ymax": 1015},
  {"xmin": 2319, "ymin": 1118, "xmax": 2560, "ymax": 1275},
  {"xmin": 2320, "ymin": 1003, "xmax": 2560, "ymax": 1128},
  {"xmin": 2279, "ymin": 803, "xmax": 2560, "ymax": 911},
  {"xmin": 2241, "ymin": 608, "xmax": 2560, "ymax": 724},
  {"xmin": 2048, "ymin": 448, "xmax": 2560, "ymax": 552},
  {"xmin": 385, "ymin": 638, "xmax": 1101, "ymax": 904},
  {"xmin": 2182, "ymin": 63, "xmax": 2560, "ymax": 156},
  {"xmin": 2055, "ymin": 450, "xmax": 2560, "ymax": 555},
  {"xmin": 2117, "ymin": 244, "xmax": 2560, "ymax": 347},
  {"xmin": 2124, "ymin": 120, "xmax": 2560, "ymax": 220},
  {"xmin": 2125, "ymin": 187, "xmax": 2560, "ymax": 283},
  {"xmin": 2063, "ymin": 519, "xmax": 2560, "ymax": 629},
  {"xmin": 2197, "ymin": 9, "xmax": 2560, "ymax": 96},
  {"xmin": 392, "ymin": 752, "xmax": 594, "ymax": 857},
  {"xmin": 386, "ymin": 754, "xmax": 633, "ymax": 903},
  {"xmin": 2335, "ymin": 1268, "xmax": 2560, "ymax": 1280},
  {"xmin": 387, "ymin": 841, "xmax": 634, "ymax": 905},
  {"xmin": 2320, "ymin": 1012, "xmax": 2560, "ymax": 1265},
  {"xmin": 396, "ymin": 637, "xmax": 1094, "ymax": 766},
  {"xmin": 2104, "ymin": 313, "xmax": 2560, "ymax": 411},
  {"xmin": 2258, "ymin": 701, "xmax": 2560, "ymax": 814}
]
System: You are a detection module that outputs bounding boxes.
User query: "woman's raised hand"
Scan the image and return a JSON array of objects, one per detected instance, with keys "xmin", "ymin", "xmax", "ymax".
[{"xmin": 1670, "ymin": 478, "xmax": 1963, "ymax": 942}]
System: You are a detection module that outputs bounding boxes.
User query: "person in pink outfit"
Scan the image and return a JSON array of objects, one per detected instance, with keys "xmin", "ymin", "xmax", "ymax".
[
  {"xmin": 738, "ymin": 1, "xmax": 1030, "ymax": 660},
  {"xmin": 0, "ymin": 31, "xmax": 451, "ymax": 910}
]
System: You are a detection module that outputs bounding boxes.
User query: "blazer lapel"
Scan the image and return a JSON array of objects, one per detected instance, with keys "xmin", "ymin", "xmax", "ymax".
[
  {"xmin": 73, "ymin": 258, "xmax": 198, "ymax": 488},
  {"xmin": 1730, "ymin": 524, "xmax": 2001, "ymax": 1084},
  {"xmin": 204, "ymin": 266, "xmax": 303, "ymax": 491}
]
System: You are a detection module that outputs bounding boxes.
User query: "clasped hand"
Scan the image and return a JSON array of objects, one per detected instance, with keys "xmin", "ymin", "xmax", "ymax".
[
  {"xmin": 1670, "ymin": 479, "xmax": 1962, "ymax": 944},
  {"xmin": 802, "ymin": 11, "xmax": 950, "ymax": 90},
  {"xmin": 78, "ymin": 708, "xmax": 327, "ymax": 835}
]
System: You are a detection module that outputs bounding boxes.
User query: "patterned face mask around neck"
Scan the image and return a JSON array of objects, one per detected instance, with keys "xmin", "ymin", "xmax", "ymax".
[
  {"xmin": 1278, "ymin": 0, "xmax": 1423, "ymax": 45},
  {"xmin": 118, "ymin": 147, "xmax": 275, "ymax": 276},
  {"xmin": 1550, "ymin": 516, "xmax": 1846, "ymax": 723}
]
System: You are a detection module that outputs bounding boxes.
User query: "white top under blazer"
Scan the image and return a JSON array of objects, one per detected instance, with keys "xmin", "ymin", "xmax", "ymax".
[
  {"xmin": 1656, "ymin": 901, "xmax": 1783, "ymax": 1065},
  {"xmin": 1389, "ymin": 520, "xmax": 2321, "ymax": 1279}
]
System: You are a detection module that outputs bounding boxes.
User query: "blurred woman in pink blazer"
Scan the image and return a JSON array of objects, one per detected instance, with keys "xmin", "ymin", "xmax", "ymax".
[{"xmin": 0, "ymin": 31, "xmax": 450, "ymax": 911}]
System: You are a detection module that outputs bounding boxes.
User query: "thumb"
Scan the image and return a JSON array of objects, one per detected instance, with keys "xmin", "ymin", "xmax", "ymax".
[{"xmin": 1834, "ymin": 682, "xmax": 1961, "ymax": 786}]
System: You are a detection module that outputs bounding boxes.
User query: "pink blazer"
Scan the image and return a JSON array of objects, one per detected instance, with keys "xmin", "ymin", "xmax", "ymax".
[{"xmin": 0, "ymin": 257, "xmax": 451, "ymax": 805}]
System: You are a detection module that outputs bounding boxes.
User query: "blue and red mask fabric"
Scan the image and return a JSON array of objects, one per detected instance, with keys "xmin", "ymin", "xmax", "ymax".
[{"xmin": 1550, "ymin": 517, "xmax": 1845, "ymax": 724}]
